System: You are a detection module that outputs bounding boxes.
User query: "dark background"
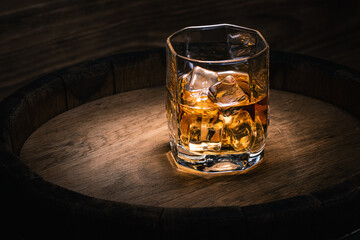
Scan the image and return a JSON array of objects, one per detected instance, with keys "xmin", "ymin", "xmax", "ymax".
[
  {"xmin": 1, "ymin": 1, "xmax": 360, "ymax": 239},
  {"xmin": 0, "ymin": 0, "xmax": 360, "ymax": 100}
]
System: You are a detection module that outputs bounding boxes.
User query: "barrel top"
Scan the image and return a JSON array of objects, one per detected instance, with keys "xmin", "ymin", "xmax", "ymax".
[
  {"xmin": 1, "ymin": 49, "xmax": 360, "ymax": 239},
  {"xmin": 20, "ymin": 87, "xmax": 360, "ymax": 207}
]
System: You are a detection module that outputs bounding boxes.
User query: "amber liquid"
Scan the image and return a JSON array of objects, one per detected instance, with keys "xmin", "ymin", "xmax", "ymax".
[{"xmin": 175, "ymin": 71, "xmax": 268, "ymax": 155}]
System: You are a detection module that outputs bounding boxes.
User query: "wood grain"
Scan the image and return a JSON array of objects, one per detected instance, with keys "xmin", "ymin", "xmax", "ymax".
[
  {"xmin": 20, "ymin": 87, "xmax": 360, "ymax": 208},
  {"xmin": 110, "ymin": 49, "xmax": 166, "ymax": 93},
  {"xmin": 1, "ymin": 0, "xmax": 360, "ymax": 101}
]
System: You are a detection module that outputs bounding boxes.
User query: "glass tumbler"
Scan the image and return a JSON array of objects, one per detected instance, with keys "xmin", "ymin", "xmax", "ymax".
[{"xmin": 166, "ymin": 24, "xmax": 269, "ymax": 174}]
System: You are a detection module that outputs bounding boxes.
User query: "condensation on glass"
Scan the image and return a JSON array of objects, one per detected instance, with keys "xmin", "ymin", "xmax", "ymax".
[{"xmin": 166, "ymin": 24, "xmax": 269, "ymax": 174}]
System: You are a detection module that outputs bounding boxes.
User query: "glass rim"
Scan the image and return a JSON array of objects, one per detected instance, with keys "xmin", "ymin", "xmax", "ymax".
[{"xmin": 166, "ymin": 23, "xmax": 269, "ymax": 64}]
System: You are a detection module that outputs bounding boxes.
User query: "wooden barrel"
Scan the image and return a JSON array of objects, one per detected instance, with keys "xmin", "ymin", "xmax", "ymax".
[{"xmin": 0, "ymin": 48, "xmax": 359, "ymax": 240}]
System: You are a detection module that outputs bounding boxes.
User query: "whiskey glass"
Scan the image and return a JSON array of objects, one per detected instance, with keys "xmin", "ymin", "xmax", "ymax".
[{"xmin": 166, "ymin": 24, "xmax": 269, "ymax": 174}]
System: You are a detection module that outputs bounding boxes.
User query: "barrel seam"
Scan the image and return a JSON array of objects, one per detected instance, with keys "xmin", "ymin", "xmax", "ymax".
[{"xmin": 59, "ymin": 74, "xmax": 69, "ymax": 111}]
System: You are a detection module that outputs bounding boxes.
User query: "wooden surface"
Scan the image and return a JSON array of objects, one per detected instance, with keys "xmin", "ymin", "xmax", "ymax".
[
  {"xmin": 20, "ymin": 87, "xmax": 360, "ymax": 208},
  {"xmin": 1, "ymin": 49, "xmax": 360, "ymax": 239},
  {"xmin": 1, "ymin": 0, "xmax": 360, "ymax": 101}
]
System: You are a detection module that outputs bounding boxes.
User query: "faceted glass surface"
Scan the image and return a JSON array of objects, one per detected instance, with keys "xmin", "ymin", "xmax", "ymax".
[{"xmin": 166, "ymin": 24, "xmax": 269, "ymax": 174}]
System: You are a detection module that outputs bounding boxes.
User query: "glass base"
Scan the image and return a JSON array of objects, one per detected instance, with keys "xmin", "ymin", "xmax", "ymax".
[{"xmin": 169, "ymin": 138, "xmax": 264, "ymax": 174}]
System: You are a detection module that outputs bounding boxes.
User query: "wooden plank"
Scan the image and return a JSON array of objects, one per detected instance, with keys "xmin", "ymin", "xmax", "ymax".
[
  {"xmin": 0, "ymin": 74, "xmax": 66, "ymax": 154},
  {"xmin": 59, "ymin": 58, "xmax": 114, "ymax": 109},
  {"xmin": 242, "ymin": 195, "xmax": 322, "ymax": 239},
  {"xmin": 270, "ymin": 51, "xmax": 360, "ymax": 118},
  {"xmin": 110, "ymin": 48, "xmax": 166, "ymax": 93},
  {"xmin": 160, "ymin": 206, "xmax": 245, "ymax": 239}
]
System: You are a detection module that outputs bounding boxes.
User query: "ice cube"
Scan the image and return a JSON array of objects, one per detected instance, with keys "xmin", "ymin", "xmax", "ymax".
[
  {"xmin": 218, "ymin": 70, "xmax": 250, "ymax": 93},
  {"xmin": 181, "ymin": 89, "xmax": 216, "ymax": 108},
  {"xmin": 189, "ymin": 115, "xmax": 223, "ymax": 152},
  {"xmin": 225, "ymin": 110, "xmax": 256, "ymax": 152},
  {"xmin": 180, "ymin": 67, "xmax": 218, "ymax": 109},
  {"xmin": 188, "ymin": 66, "xmax": 218, "ymax": 92},
  {"xmin": 179, "ymin": 107, "xmax": 223, "ymax": 152},
  {"xmin": 208, "ymin": 75, "xmax": 248, "ymax": 107}
]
